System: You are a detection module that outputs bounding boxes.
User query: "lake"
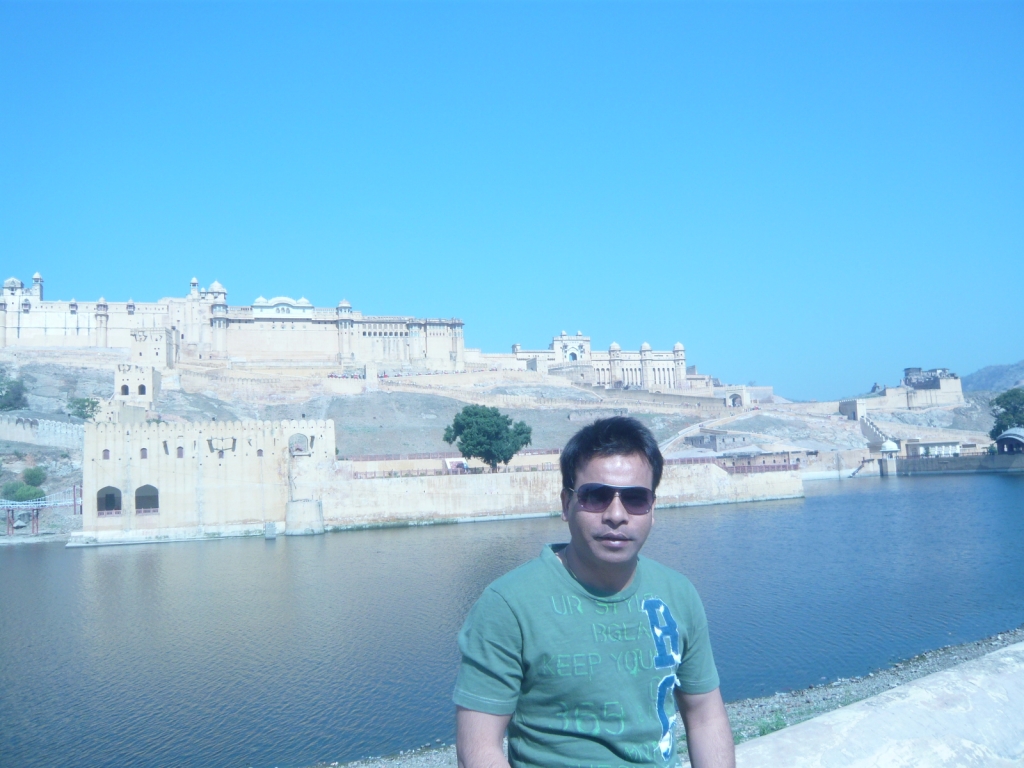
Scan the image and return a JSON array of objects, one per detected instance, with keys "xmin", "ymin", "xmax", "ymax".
[{"xmin": 2, "ymin": 474, "xmax": 1023, "ymax": 767}]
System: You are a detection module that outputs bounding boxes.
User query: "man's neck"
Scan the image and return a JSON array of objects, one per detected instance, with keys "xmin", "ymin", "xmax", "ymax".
[{"xmin": 560, "ymin": 544, "xmax": 638, "ymax": 594}]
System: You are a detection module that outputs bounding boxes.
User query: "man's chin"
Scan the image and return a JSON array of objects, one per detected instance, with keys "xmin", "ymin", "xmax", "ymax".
[{"xmin": 588, "ymin": 539, "xmax": 638, "ymax": 563}]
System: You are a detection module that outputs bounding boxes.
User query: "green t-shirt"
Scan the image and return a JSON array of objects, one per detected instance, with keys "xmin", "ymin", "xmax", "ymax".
[{"xmin": 453, "ymin": 544, "xmax": 720, "ymax": 768}]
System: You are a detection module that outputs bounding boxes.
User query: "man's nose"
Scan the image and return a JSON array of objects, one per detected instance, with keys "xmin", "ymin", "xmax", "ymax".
[{"xmin": 602, "ymin": 494, "xmax": 630, "ymax": 525}]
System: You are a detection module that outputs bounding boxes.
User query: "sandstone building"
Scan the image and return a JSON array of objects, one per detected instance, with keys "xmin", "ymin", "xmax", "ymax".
[
  {"xmin": 2, "ymin": 273, "xmax": 716, "ymax": 393},
  {"xmin": 2, "ymin": 274, "xmax": 466, "ymax": 372}
]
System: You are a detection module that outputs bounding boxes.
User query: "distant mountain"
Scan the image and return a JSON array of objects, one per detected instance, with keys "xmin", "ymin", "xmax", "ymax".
[{"xmin": 962, "ymin": 360, "xmax": 1024, "ymax": 392}]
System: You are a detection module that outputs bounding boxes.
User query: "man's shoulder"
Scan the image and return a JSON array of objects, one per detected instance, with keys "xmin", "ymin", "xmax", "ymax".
[
  {"xmin": 639, "ymin": 555, "xmax": 701, "ymax": 597},
  {"xmin": 486, "ymin": 549, "xmax": 558, "ymax": 600}
]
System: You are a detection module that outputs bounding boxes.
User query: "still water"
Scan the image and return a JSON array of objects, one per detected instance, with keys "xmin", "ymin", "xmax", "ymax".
[{"xmin": 2, "ymin": 474, "xmax": 1023, "ymax": 767}]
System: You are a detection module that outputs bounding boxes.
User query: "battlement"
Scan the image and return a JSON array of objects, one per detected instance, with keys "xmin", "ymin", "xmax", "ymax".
[
  {"xmin": 0, "ymin": 415, "xmax": 84, "ymax": 449},
  {"xmin": 87, "ymin": 418, "xmax": 335, "ymax": 449}
]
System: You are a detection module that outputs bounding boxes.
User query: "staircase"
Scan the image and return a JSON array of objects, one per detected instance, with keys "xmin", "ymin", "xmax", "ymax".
[{"xmin": 860, "ymin": 415, "xmax": 890, "ymax": 452}]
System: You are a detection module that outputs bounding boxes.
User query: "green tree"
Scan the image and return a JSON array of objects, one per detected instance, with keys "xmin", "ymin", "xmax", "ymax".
[
  {"xmin": 443, "ymin": 405, "xmax": 532, "ymax": 471},
  {"xmin": 0, "ymin": 366, "xmax": 28, "ymax": 411},
  {"xmin": 990, "ymin": 388, "xmax": 1024, "ymax": 440},
  {"xmin": 13, "ymin": 484, "xmax": 45, "ymax": 501},
  {"xmin": 68, "ymin": 397, "xmax": 100, "ymax": 421},
  {"xmin": 23, "ymin": 467, "xmax": 46, "ymax": 487},
  {"xmin": 2, "ymin": 481, "xmax": 24, "ymax": 499}
]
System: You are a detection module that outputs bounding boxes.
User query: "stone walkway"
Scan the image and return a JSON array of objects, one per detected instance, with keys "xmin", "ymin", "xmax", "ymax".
[{"xmin": 733, "ymin": 641, "xmax": 1024, "ymax": 767}]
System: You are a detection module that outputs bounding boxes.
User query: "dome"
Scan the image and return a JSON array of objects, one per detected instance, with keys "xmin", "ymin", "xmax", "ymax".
[
  {"xmin": 880, "ymin": 440, "xmax": 899, "ymax": 453},
  {"xmin": 609, "ymin": 342, "xmax": 621, "ymax": 351},
  {"xmin": 577, "ymin": 330, "xmax": 582, "ymax": 337},
  {"xmin": 4, "ymin": 277, "xmax": 22, "ymax": 289},
  {"xmin": 253, "ymin": 296, "xmax": 269, "ymax": 306},
  {"xmin": 561, "ymin": 330, "xmax": 567, "ymax": 337},
  {"xmin": 673, "ymin": 342, "xmax": 685, "ymax": 351},
  {"xmin": 97, "ymin": 296, "xmax": 106, "ymax": 303},
  {"xmin": 190, "ymin": 277, "xmax": 199, "ymax": 284},
  {"xmin": 296, "ymin": 297, "xmax": 313, "ymax": 306},
  {"xmin": 338, "ymin": 299, "xmax": 351, "ymax": 308},
  {"xmin": 640, "ymin": 342, "xmax": 652, "ymax": 351},
  {"xmin": 209, "ymin": 280, "xmax": 226, "ymax": 293},
  {"xmin": 32, "ymin": 272, "xmax": 42, "ymax": 280}
]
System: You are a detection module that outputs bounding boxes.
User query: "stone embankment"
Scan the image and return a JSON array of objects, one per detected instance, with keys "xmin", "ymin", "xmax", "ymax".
[{"xmin": 313, "ymin": 624, "xmax": 1024, "ymax": 768}]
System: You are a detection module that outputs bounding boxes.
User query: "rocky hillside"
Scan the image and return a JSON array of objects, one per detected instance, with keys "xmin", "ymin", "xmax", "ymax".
[{"xmin": 963, "ymin": 360, "xmax": 1024, "ymax": 393}]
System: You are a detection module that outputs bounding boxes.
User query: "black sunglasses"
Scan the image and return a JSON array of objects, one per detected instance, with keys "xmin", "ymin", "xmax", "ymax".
[{"xmin": 568, "ymin": 483, "xmax": 655, "ymax": 515}]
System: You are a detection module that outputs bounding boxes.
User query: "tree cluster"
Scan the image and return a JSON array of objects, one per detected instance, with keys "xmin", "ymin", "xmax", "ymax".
[
  {"xmin": 0, "ymin": 366, "xmax": 28, "ymax": 411},
  {"xmin": 990, "ymin": 388, "xmax": 1024, "ymax": 440},
  {"xmin": 443, "ymin": 405, "xmax": 532, "ymax": 471},
  {"xmin": 2, "ymin": 467, "xmax": 47, "ymax": 502},
  {"xmin": 68, "ymin": 397, "xmax": 100, "ymax": 421}
]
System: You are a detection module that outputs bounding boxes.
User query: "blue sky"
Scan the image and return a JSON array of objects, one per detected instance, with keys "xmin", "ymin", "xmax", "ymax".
[{"xmin": 1, "ymin": 1, "xmax": 1021, "ymax": 400}]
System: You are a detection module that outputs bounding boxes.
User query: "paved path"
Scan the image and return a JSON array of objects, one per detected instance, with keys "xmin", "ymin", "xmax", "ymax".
[{"xmin": 734, "ymin": 641, "xmax": 1024, "ymax": 767}]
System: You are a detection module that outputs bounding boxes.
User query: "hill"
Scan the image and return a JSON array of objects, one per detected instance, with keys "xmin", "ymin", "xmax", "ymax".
[{"xmin": 962, "ymin": 360, "xmax": 1024, "ymax": 393}]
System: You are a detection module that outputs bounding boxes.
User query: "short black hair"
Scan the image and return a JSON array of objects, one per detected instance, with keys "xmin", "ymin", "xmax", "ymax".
[{"xmin": 560, "ymin": 416, "xmax": 663, "ymax": 492}]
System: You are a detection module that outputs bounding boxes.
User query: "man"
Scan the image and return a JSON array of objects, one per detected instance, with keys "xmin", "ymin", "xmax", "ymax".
[{"xmin": 453, "ymin": 417, "xmax": 734, "ymax": 768}]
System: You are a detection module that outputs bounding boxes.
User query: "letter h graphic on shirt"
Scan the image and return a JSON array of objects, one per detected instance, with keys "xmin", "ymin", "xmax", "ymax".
[{"xmin": 642, "ymin": 598, "xmax": 682, "ymax": 761}]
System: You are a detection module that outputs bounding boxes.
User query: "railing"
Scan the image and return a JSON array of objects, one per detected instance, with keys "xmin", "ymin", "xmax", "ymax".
[
  {"xmin": 665, "ymin": 456, "xmax": 797, "ymax": 473},
  {"xmin": 352, "ymin": 463, "xmax": 559, "ymax": 479},
  {"xmin": 97, "ymin": 509, "xmax": 122, "ymax": 517},
  {"xmin": 344, "ymin": 448, "xmax": 561, "ymax": 462},
  {"xmin": 724, "ymin": 463, "xmax": 797, "ymax": 474},
  {"xmin": 0, "ymin": 486, "xmax": 82, "ymax": 510},
  {"xmin": 135, "ymin": 507, "xmax": 160, "ymax": 515}
]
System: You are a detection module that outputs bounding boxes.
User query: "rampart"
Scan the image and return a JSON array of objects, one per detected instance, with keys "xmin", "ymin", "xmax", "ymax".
[
  {"xmin": 68, "ymin": 416, "xmax": 803, "ymax": 546},
  {"xmin": 319, "ymin": 463, "xmax": 803, "ymax": 530},
  {"xmin": 897, "ymin": 454, "xmax": 1024, "ymax": 475},
  {"xmin": 0, "ymin": 415, "xmax": 84, "ymax": 450}
]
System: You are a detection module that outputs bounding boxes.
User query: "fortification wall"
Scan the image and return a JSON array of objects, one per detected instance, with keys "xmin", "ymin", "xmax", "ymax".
[
  {"xmin": 71, "ymin": 418, "xmax": 335, "ymax": 546},
  {"xmin": 0, "ymin": 415, "xmax": 84, "ymax": 449},
  {"xmin": 320, "ymin": 462, "xmax": 802, "ymax": 529}
]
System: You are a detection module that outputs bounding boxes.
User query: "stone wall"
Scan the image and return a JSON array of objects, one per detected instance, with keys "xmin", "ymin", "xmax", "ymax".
[
  {"xmin": 70, "ymin": 442, "xmax": 802, "ymax": 545},
  {"xmin": 71, "ymin": 418, "xmax": 336, "ymax": 546},
  {"xmin": 897, "ymin": 454, "xmax": 1024, "ymax": 475},
  {"xmin": 0, "ymin": 415, "xmax": 84, "ymax": 450}
]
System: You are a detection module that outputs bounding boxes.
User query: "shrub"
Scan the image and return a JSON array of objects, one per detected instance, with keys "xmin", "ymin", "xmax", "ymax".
[
  {"xmin": 0, "ymin": 366, "xmax": 28, "ymax": 411},
  {"xmin": 23, "ymin": 467, "xmax": 46, "ymax": 486},
  {"xmin": 2, "ymin": 481, "xmax": 25, "ymax": 499},
  {"xmin": 13, "ymin": 485, "xmax": 45, "ymax": 501},
  {"xmin": 68, "ymin": 397, "xmax": 100, "ymax": 421}
]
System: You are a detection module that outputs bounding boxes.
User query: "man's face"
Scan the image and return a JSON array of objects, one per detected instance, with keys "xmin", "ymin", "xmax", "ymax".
[{"xmin": 560, "ymin": 452, "xmax": 655, "ymax": 572}]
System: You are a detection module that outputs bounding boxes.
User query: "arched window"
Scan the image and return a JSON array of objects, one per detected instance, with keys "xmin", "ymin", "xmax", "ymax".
[
  {"xmin": 102, "ymin": 449, "xmax": 110, "ymax": 460},
  {"xmin": 97, "ymin": 486, "xmax": 122, "ymax": 516},
  {"xmin": 569, "ymin": 352, "xmax": 577, "ymax": 361},
  {"xmin": 121, "ymin": 385, "xmax": 129, "ymax": 395},
  {"xmin": 257, "ymin": 449, "xmax": 264, "ymax": 457},
  {"xmin": 140, "ymin": 448, "xmax": 148, "ymax": 459},
  {"xmin": 218, "ymin": 450, "xmax": 224, "ymax": 459},
  {"xmin": 176, "ymin": 446, "xmax": 184, "ymax": 459},
  {"xmin": 288, "ymin": 434, "xmax": 310, "ymax": 455},
  {"xmin": 135, "ymin": 485, "xmax": 159, "ymax": 514},
  {"xmin": 138, "ymin": 384, "xmax": 146, "ymax": 395}
]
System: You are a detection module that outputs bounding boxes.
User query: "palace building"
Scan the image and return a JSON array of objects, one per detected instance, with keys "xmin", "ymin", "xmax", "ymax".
[
  {"xmin": 1, "ymin": 273, "xmax": 732, "ymax": 395},
  {"xmin": 1, "ymin": 274, "xmax": 465, "ymax": 371}
]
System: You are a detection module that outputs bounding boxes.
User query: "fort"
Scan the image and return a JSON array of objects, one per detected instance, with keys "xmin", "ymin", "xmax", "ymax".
[{"xmin": 4, "ymin": 271, "xmax": 999, "ymax": 547}]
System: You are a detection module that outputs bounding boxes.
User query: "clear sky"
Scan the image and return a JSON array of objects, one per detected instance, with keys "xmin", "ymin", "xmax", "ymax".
[{"xmin": 1, "ymin": 1, "xmax": 1021, "ymax": 400}]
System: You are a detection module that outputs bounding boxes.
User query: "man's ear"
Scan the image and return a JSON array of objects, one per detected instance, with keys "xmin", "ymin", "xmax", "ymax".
[{"xmin": 560, "ymin": 488, "xmax": 571, "ymax": 521}]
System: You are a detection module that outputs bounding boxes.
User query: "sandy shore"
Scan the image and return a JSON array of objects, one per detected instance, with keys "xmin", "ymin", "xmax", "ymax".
[{"xmin": 309, "ymin": 623, "xmax": 1024, "ymax": 768}]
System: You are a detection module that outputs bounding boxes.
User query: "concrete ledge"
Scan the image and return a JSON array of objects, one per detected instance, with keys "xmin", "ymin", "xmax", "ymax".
[
  {"xmin": 734, "ymin": 641, "xmax": 1024, "ymax": 767},
  {"xmin": 66, "ymin": 523, "xmax": 268, "ymax": 547}
]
